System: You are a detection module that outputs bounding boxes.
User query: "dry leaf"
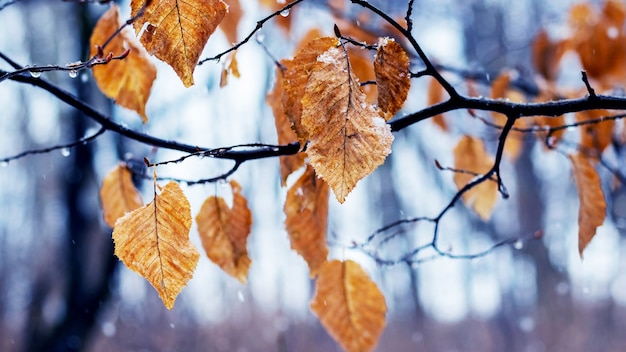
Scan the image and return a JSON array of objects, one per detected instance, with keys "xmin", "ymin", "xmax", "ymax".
[
  {"xmin": 284, "ymin": 165, "xmax": 329, "ymax": 277},
  {"xmin": 347, "ymin": 48, "xmax": 377, "ymax": 104},
  {"xmin": 90, "ymin": 5, "xmax": 156, "ymax": 122},
  {"xmin": 268, "ymin": 66, "xmax": 305, "ymax": 185},
  {"xmin": 196, "ymin": 180, "xmax": 252, "ymax": 283},
  {"xmin": 569, "ymin": 153, "xmax": 606, "ymax": 257},
  {"xmin": 310, "ymin": 260, "xmax": 387, "ymax": 352},
  {"xmin": 100, "ymin": 165, "xmax": 143, "ymax": 228},
  {"xmin": 531, "ymin": 29, "xmax": 565, "ymax": 81},
  {"xmin": 576, "ymin": 110, "xmax": 614, "ymax": 156},
  {"xmin": 283, "ymin": 37, "xmax": 339, "ymax": 146},
  {"xmin": 490, "ymin": 71, "xmax": 527, "ymax": 160},
  {"xmin": 219, "ymin": 0, "xmax": 243, "ymax": 45},
  {"xmin": 131, "ymin": 0, "xmax": 227, "ymax": 87},
  {"xmin": 453, "ymin": 136, "xmax": 497, "ymax": 220},
  {"xmin": 374, "ymin": 37, "xmax": 410, "ymax": 120},
  {"xmin": 113, "ymin": 181, "xmax": 199, "ymax": 309},
  {"xmin": 427, "ymin": 77, "xmax": 448, "ymax": 130},
  {"xmin": 219, "ymin": 51, "xmax": 241, "ymax": 88},
  {"xmin": 301, "ymin": 46, "xmax": 394, "ymax": 203},
  {"xmin": 259, "ymin": 0, "xmax": 294, "ymax": 32}
]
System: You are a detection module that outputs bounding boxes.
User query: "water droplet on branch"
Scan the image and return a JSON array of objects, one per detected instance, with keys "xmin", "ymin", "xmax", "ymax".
[
  {"xmin": 69, "ymin": 70, "xmax": 78, "ymax": 78},
  {"xmin": 61, "ymin": 148, "xmax": 71, "ymax": 157},
  {"xmin": 280, "ymin": 8, "xmax": 290, "ymax": 17}
]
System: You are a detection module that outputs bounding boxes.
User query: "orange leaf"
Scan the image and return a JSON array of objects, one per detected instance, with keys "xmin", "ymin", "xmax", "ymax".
[
  {"xmin": 347, "ymin": 48, "xmax": 377, "ymax": 104},
  {"xmin": 282, "ymin": 37, "xmax": 339, "ymax": 146},
  {"xmin": 569, "ymin": 153, "xmax": 606, "ymax": 257},
  {"xmin": 490, "ymin": 71, "xmax": 527, "ymax": 160},
  {"xmin": 453, "ymin": 136, "xmax": 497, "ymax": 220},
  {"xmin": 531, "ymin": 29, "xmax": 565, "ymax": 82},
  {"xmin": 310, "ymin": 260, "xmax": 387, "ymax": 352},
  {"xmin": 374, "ymin": 38, "xmax": 410, "ymax": 120},
  {"xmin": 301, "ymin": 46, "xmax": 394, "ymax": 203},
  {"xmin": 99, "ymin": 165, "xmax": 143, "ymax": 228},
  {"xmin": 284, "ymin": 165, "xmax": 329, "ymax": 277},
  {"xmin": 268, "ymin": 66, "xmax": 305, "ymax": 185},
  {"xmin": 131, "ymin": 0, "xmax": 227, "ymax": 87},
  {"xmin": 219, "ymin": 51, "xmax": 241, "ymax": 88},
  {"xmin": 219, "ymin": 0, "xmax": 243, "ymax": 45},
  {"xmin": 113, "ymin": 181, "xmax": 199, "ymax": 309},
  {"xmin": 196, "ymin": 180, "xmax": 252, "ymax": 283},
  {"xmin": 427, "ymin": 77, "xmax": 448, "ymax": 130},
  {"xmin": 90, "ymin": 5, "xmax": 156, "ymax": 123},
  {"xmin": 576, "ymin": 109, "xmax": 614, "ymax": 156}
]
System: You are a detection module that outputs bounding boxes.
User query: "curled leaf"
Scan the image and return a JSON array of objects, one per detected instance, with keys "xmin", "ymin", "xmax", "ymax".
[
  {"xmin": 310, "ymin": 260, "xmax": 387, "ymax": 352},
  {"xmin": 268, "ymin": 66, "xmax": 304, "ymax": 185},
  {"xmin": 100, "ymin": 165, "xmax": 143, "ymax": 228},
  {"xmin": 90, "ymin": 5, "xmax": 156, "ymax": 122},
  {"xmin": 302, "ymin": 46, "xmax": 394, "ymax": 203},
  {"xmin": 284, "ymin": 165, "xmax": 329, "ymax": 277},
  {"xmin": 113, "ymin": 182, "xmax": 199, "ymax": 309},
  {"xmin": 374, "ymin": 37, "xmax": 410, "ymax": 119},
  {"xmin": 282, "ymin": 37, "xmax": 339, "ymax": 146},
  {"xmin": 196, "ymin": 180, "xmax": 252, "ymax": 283},
  {"xmin": 570, "ymin": 153, "xmax": 606, "ymax": 257}
]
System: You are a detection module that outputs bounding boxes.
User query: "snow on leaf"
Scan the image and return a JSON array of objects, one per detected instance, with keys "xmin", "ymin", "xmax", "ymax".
[
  {"xmin": 268, "ymin": 66, "xmax": 304, "ymax": 185},
  {"xmin": 310, "ymin": 260, "xmax": 387, "ymax": 352},
  {"xmin": 112, "ymin": 181, "xmax": 199, "ymax": 310},
  {"xmin": 569, "ymin": 153, "xmax": 606, "ymax": 257},
  {"xmin": 284, "ymin": 165, "xmax": 329, "ymax": 277},
  {"xmin": 282, "ymin": 37, "xmax": 339, "ymax": 146},
  {"xmin": 301, "ymin": 46, "xmax": 394, "ymax": 203},
  {"xmin": 374, "ymin": 38, "xmax": 410, "ymax": 120},
  {"xmin": 131, "ymin": 0, "xmax": 227, "ymax": 87},
  {"xmin": 196, "ymin": 180, "xmax": 252, "ymax": 283},
  {"xmin": 90, "ymin": 4, "xmax": 156, "ymax": 123},
  {"xmin": 100, "ymin": 164, "xmax": 143, "ymax": 228},
  {"xmin": 453, "ymin": 136, "xmax": 497, "ymax": 220}
]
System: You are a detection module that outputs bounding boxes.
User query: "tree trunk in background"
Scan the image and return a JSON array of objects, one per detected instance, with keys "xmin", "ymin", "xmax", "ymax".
[{"xmin": 22, "ymin": 4, "xmax": 118, "ymax": 352}]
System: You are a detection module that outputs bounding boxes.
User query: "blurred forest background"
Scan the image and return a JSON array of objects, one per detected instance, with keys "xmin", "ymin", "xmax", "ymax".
[{"xmin": 2, "ymin": 0, "xmax": 626, "ymax": 351}]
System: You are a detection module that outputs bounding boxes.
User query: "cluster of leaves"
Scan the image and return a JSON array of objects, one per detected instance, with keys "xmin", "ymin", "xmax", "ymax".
[
  {"xmin": 4, "ymin": 0, "xmax": 626, "ymax": 350},
  {"xmin": 94, "ymin": 1, "xmax": 400, "ymax": 350}
]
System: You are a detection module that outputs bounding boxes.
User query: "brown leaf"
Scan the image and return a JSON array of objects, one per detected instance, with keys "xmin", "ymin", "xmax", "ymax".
[
  {"xmin": 576, "ymin": 109, "xmax": 614, "ymax": 156},
  {"xmin": 347, "ymin": 48, "xmax": 377, "ymax": 104},
  {"xmin": 569, "ymin": 153, "xmax": 606, "ymax": 257},
  {"xmin": 490, "ymin": 71, "xmax": 527, "ymax": 160},
  {"xmin": 219, "ymin": 0, "xmax": 243, "ymax": 45},
  {"xmin": 219, "ymin": 51, "xmax": 241, "ymax": 88},
  {"xmin": 301, "ymin": 46, "xmax": 394, "ymax": 203},
  {"xmin": 284, "ymin": 165, "xmax": 329, "ymax": 277},
  {"xmin": 259, "ymin": 0, "xmax": 294, "ymax": 33},
  {"xmin": 282, "ymin": 37, "xmax": 339, "ymax": 146},
  {"xmin": 131, "ymin": 0, "xmax": 227, "ymax": 87},
  {"xmin": 310, "ymin": 260, "xmax": 387, "ymax": 352},
  {"xmin": 531, "ymin": 29, "xmax": 565, "ymax": 82},
  {"xmin": 90, "ymin": 5, "xmax": 156, "ymax": 122},
  {"xmin": 427, "ymin": 77, "xmax": 448, "ymax": 130},
  {"xmin": 113, "ymin": 181, "xmax": 199, "ymax": 309},
  {"xmin": 453, "ymin": 136, "xmax": 497, "ymax": 220},
  {"xmin": 196, "ymin": 180, "xmax": 252, "ymax": 283},
  {"xmin": 100, "ymin": 165, "xmax": 143, "ymax": 228},
  {"xmin": 268, "ymin": 66, "xmax": 305, "ymax": 185},
  {"xmin": 374, "ymin": 38, "xmax": 410, "ymax": 120}
]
